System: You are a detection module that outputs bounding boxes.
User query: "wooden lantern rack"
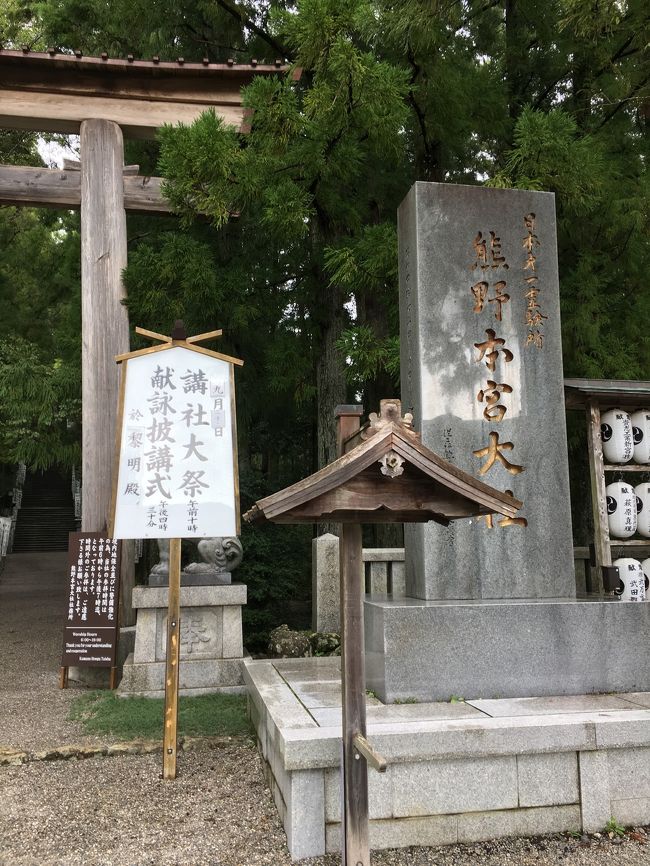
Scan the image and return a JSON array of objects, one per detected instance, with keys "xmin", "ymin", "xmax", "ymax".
[{"xmin": 565, "ymin": 378, "xmax": 650, "ymax": 592}]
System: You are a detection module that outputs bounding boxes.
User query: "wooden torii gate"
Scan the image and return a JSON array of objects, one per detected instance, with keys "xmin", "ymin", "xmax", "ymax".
[{"xmin": 0, "ymin": 49, "xmax": 289, "ymax": 607}]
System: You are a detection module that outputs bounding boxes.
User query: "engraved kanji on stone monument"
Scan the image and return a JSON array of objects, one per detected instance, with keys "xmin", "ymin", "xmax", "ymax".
[{"xmin": 398, "ymin": 182, "xmax": 574, "ymax": 600}]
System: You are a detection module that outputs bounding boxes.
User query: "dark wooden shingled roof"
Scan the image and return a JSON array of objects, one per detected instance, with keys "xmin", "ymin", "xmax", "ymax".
[{"xmin": 245, "ymin": 401, "xmax": 521, "ymax": 525}]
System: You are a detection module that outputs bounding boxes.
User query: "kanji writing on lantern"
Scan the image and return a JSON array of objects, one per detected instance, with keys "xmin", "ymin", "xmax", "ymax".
[
  {"xmin": 473, "ymin": 432, "xmax": 525, "ymax": 477},
  {"xmin": 474, "ymin": 329, "xmax": 514, "ymax": 372},
  {"xmin": 112, "ymin": 343, "xmax": 240, "ymax": 539}
]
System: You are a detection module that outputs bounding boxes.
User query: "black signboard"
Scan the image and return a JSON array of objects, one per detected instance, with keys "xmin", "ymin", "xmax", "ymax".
[{"xmin": 61, "ymin": 532, "xmax": 121, "ymax": 669}]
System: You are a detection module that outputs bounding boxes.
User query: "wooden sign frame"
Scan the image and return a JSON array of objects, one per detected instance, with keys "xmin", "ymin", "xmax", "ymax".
[{"xmin": 110, "ymin": 322, "xmax": 243, "ymax": 779}]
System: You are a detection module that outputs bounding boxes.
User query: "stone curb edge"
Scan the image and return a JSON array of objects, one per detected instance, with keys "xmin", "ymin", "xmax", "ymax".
[{"xmin": 0, "ymin": 734, "xmax": 252, "ymax": 767}]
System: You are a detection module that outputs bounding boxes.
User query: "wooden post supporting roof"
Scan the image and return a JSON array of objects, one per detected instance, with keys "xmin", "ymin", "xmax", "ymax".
[{"xmin": 80, "ymin": 118, "xmax": 129, "ymax": 533}]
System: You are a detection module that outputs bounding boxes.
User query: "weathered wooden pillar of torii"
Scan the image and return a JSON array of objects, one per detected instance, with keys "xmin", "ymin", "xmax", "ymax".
[{"xmin": 0, "ymin": 48, "xmax": 291, "ymax": 616}]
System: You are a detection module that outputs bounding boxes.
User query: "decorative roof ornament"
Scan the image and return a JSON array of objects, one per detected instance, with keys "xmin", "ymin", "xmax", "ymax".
[{"xmin": 362, "ymin": 399, "xmax": 418, "ymax": 440}]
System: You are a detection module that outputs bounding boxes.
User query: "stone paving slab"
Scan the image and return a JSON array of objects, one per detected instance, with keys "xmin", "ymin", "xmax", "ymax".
[
  {"xmin": 619, "ymin": 693, "xmax": 650, "ymax": 709},
  {"xmin": 467, "ymin": 695, "xmax": 641, "ymax": 717},
  {"xmin": 309, "ymin": 701, "xmax": 487, "ymax": 728}
]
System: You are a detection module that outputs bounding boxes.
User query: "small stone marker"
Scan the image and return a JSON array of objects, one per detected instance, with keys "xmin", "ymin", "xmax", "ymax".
[{"xmin": 399, "ymin": 182, "xmax": 574, "ymax": 599}]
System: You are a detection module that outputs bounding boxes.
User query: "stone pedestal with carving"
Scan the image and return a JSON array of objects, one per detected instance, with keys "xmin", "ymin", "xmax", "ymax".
[{"xmin": 118, "ymin": 584, "xmax": 247, "ymax": 697}]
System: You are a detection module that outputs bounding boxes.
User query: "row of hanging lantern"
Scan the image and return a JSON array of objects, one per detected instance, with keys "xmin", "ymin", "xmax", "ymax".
[{"xmin": 601, "ymin": 408, "xmax": 650, "ymax": 464}]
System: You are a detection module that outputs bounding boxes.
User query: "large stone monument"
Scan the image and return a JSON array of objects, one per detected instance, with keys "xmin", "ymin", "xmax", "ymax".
[
  {"xmin": 399, "ymin": 182, "xmax": 574, "ymax": 598},
  {"xmin": 365, "ymin": 181, "xmax": 650, "ymax": 701}
]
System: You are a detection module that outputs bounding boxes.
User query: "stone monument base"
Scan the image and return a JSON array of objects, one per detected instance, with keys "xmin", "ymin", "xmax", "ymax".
[
  {"xmin": 246, "ymin": 657, "xmax": 650, "ymax": 860},
  {"xmin": 118, "ymin": 584, "xmax": 247, "ymax": 698},
  {"xmin": 365, "ymin": 595, "xmax": 650, "ymax": 703}
]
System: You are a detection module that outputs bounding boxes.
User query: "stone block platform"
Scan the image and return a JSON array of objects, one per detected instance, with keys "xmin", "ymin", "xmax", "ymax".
[
  {"xmin": 119, "ymin": 584, "xmax": 247, "ymax": 698},
  {"xmin": 365, "ymin": 595, "xmax": 650, "ymax": 702},
  {"xmin": 245, "ymin": 657, "xmax": 650, "ymax": 860}
]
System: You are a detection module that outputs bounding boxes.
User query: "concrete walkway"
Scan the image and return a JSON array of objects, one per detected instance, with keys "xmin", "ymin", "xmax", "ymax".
[{"xmin": 0, "ymin": 551, "xmax": 109, "ymax": 751}]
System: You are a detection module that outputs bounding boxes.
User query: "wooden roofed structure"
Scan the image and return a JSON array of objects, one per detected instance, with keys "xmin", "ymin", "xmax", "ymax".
[
  {"xmin": 564, "ymin": 378, "xmax": 650, "ymax": 586},
  {"xmin": 245, "ymin": 399, "xmax": 521, "ymax": 526},
  {"xmin": 245, "ymin": 399, "xmax": 521, "ymax": 866},
  {"xmin": 565, "ymin": 378, "xmax": 650, "ymax": 410}
]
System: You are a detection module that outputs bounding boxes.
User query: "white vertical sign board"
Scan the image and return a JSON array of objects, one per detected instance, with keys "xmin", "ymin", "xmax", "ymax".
[{"xmin": 112, "ymin": 346, "xmax": 238, "ymax": 539}]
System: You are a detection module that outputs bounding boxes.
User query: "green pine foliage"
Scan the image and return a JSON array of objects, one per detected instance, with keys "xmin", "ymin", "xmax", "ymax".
[{"xmin": 2, "ymin": 0, "xmax": 648, "ymax": 639}]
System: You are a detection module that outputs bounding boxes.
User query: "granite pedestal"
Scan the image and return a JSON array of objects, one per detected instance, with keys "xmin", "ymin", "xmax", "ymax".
[
  {"xmin": 118, "ymin": 583, "xmax": 247, "ymax": 697},
  {"xmin": 365, "ymin": 595, "xmax": 650, "ymax": 702}
]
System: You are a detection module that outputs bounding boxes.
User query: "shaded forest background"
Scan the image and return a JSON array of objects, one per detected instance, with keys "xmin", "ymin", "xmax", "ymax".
[{"xmin": 0, "ymin": 0, "xmax": 648, "ymax": 646}]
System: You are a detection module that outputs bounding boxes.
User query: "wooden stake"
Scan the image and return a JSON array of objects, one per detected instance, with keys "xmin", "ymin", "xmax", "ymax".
[
  {"xmin": 340, "ymin": 522, "xmax": 369, "ymax": 866},
  {"xmin": 163, "ymin": 537, "xmax": 182, "ymax": 780},
  {"xmin": 59, "ymin": 666, "xmax": 68, "ymax": 689},
  {"xmin": 586, "ymin": 400, "xmax": 611, "ymax": 589}
]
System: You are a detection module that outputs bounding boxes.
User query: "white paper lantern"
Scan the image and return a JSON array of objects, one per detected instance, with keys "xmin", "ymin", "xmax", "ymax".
[
  {"xmin": 635, "ymin": 483, "xmax": 650, "ymax": 539},
  {"xmin": 606, "ymin": 481, "xmax": 637, "ymax": 538},
  {"xmin": 613, "ymin": 558, "xmax": 645, "ymax": 601},
  {"xmin": 632, "ymin": 409, "xmax": 650, "ymax": 464},
  {"xmin": 601, "ymin": 409, "xmax": 634, "ymax": 463}
]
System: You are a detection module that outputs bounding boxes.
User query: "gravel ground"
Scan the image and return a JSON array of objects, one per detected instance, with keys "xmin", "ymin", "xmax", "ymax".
[
  {"xmin": 2, "ymin": 552, "xmax": 650, "ymax": 866},
  {"xmin": 0, "ymin": 552, "xmax": 111, "ymax": 751},
  {"xmin": 1, "ymin": 743, "xmax": 650, "ymax": 866}
]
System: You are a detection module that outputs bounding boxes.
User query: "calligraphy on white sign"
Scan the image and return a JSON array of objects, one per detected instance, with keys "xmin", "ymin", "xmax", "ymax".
[{"xmin": 112, "ymin": 346, "xmax": 238, "ymax": 539}]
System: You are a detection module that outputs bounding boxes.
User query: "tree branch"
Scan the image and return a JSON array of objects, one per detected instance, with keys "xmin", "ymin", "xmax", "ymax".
[
  {"xmin": 596, "ymin": 71, "xmax": 650, "ymax": 129},
  {"xmin": 211, "ymin": 0, "xmax": 292, "ymax": 61}
]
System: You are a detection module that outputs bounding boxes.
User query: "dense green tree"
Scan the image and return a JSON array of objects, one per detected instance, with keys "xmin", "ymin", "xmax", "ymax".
[{"xmin": 2, "ymin": 0, "xmax": 648, "ymax": 636}]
